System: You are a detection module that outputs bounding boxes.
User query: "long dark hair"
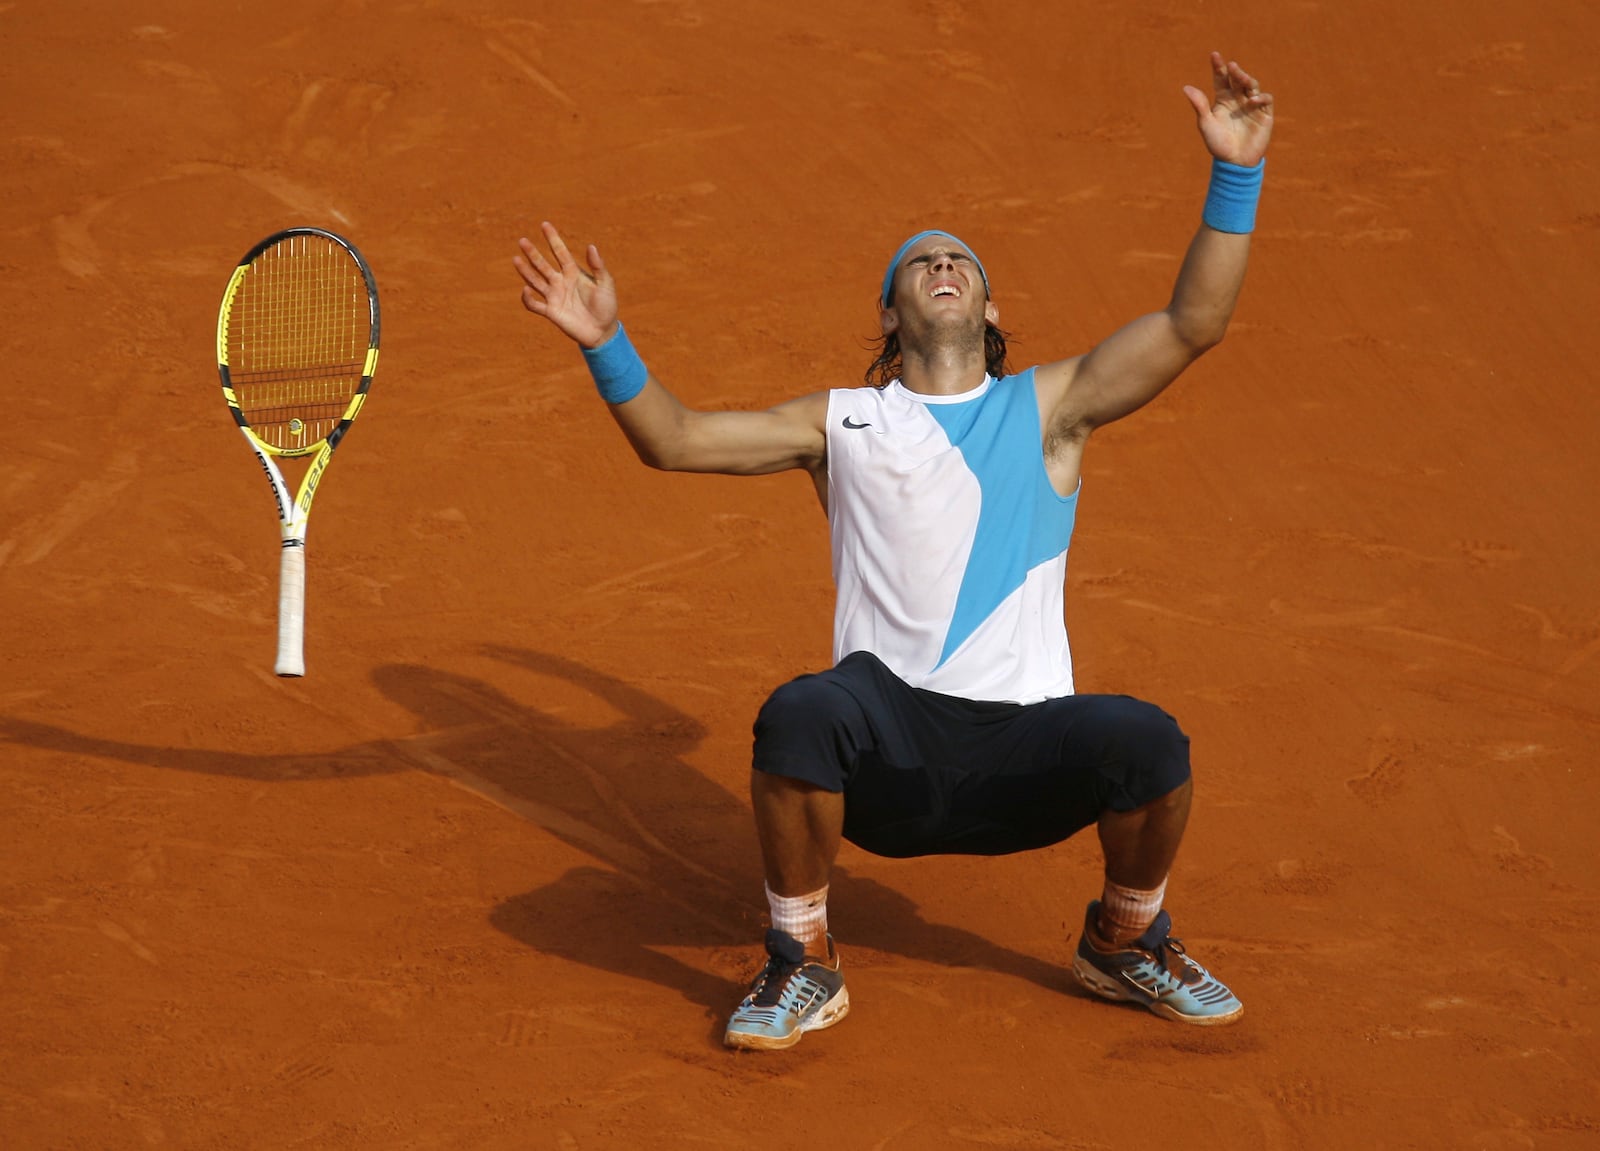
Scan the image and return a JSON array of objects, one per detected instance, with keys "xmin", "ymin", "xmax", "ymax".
[{"xmin": 863, "ymin": 322, "xmax": 1013, "ymax": 386}]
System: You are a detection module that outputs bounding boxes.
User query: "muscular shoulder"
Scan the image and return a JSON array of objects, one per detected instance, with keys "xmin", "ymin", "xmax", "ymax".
[{"xmin": 773, "ymin": 389, "xmax": 831, "ymax": 426}]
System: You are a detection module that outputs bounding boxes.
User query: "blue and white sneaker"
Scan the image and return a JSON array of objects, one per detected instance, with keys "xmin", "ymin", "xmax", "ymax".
[
  {"xmin": 724, "ymin": 928, "xmax": 850, "ymax": 1051},
  {"xmin": 1071, "ymin": 902, "xmax": 1243, "ymax": 1025}
]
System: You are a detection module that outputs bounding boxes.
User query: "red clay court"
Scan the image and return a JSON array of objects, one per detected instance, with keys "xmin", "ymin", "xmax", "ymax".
[{"xmin": 2, "ymin": 2, "xmax": 1597, "ymax": 1147}]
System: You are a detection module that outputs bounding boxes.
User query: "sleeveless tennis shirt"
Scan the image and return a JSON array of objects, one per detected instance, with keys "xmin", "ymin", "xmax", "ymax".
[{"xmin": 825, "ymin": 369, "xmax": 1079, "ymax": 704}]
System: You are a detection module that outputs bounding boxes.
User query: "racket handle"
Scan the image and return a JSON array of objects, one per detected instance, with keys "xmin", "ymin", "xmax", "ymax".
[{"xmin": 275, "ymin": 541, "xmax": 307, "ymax": 677}]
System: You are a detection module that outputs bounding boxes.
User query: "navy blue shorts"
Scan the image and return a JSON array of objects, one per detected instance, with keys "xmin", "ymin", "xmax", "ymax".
[{"xmin": 752, "ymin": 651, "xmax": 1191, "ymax": 859}]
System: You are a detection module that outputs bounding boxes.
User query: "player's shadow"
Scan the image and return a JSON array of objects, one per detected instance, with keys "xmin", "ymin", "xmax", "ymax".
[{"xmin": 0, "ymin": 646, "xmax": 1074, "ymax": 1033}]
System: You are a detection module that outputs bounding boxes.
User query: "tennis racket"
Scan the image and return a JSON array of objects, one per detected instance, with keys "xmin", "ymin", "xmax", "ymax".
[{"xmin": 216, "ymin": 227, "xmax": 380, "ymax": 677}]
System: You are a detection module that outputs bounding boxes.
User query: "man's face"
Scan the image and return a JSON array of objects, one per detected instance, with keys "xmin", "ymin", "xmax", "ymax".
[{"xmin": 881, "ymin": 236, "xmax": 998, "ymax": 340}]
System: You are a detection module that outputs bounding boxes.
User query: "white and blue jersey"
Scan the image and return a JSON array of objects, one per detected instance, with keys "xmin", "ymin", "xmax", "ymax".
[{"xmin": 825, "ymin": 370, "xmax": 1079, "ymax": 705}]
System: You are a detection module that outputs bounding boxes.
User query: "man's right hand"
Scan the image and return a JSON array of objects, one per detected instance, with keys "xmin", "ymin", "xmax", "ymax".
[{"xmin": 514, "ymin": 221, "xmax": 620, "ymax": 349}]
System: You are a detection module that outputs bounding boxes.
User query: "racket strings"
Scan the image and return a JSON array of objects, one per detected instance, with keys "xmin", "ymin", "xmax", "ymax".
[{"xmin": 228, "ymin": 233, "xmax": 372, "ymax": 450}]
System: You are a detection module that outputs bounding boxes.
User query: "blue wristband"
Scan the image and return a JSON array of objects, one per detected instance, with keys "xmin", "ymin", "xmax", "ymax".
[
  {"xmin": 1202, "ymin": 157, "xmax": 1265, "ymax": 234},
  {"xmin": 581, "ymin": 322, "xmax": 648, "ymax": 404}
]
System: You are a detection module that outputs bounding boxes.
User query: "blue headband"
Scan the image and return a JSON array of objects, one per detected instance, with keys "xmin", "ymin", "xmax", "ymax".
[{"xmin": 880, "ymin": 230, "xmax": 990, "ymax": 307}]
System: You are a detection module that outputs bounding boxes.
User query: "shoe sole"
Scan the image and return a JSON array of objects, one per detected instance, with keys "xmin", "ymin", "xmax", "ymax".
[
  {"xmin": 724, "ymin": 986, "xmax": 851, "ymax": 1051},
  {"xmin": 1071, "ymin": 957, "xmax": 1244, "ymax": 1027}
]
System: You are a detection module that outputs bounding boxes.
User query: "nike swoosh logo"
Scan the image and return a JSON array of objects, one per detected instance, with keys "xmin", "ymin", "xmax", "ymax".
[{"xmin": 841, "ymin": 416, "xmax": 872, "ymax": 430}]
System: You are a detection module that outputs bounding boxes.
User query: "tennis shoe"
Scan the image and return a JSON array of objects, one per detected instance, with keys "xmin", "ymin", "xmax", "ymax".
[
  {"xmin": 1071, "ymin": 901, "xmax": 1243, "ymax": 1025},
  {"xmin": 723, "ymin": 928, "xmax": 849, "ymax": 1051}
]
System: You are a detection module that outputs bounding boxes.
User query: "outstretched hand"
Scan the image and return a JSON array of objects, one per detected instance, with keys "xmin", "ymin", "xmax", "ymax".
[
  {"xmin": 1184, "ymin": 52, "xmax": 1273, "ymax": 168},
  {"xmin": 514, "ymin": 222, "xmax": 619, "ymax": 349}
]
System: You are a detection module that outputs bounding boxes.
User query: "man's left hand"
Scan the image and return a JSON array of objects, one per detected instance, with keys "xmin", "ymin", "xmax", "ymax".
[{"xmin": 1185, "ymin": 52, "xmax": 1274, "ymax": 167}]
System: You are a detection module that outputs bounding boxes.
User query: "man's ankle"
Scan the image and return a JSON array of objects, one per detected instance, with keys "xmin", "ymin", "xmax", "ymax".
[
  {"xmin": 1090, "ymin": 912, "xmax": 1143, "ymax": 950},
  {"xmin": 798, "ymin": 931, "xmax": 833, "ymax": 962}
]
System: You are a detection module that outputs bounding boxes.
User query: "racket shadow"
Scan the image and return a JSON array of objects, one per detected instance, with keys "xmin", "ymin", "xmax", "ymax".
[{"xmin": 0, "ymin": 649, "xmax": 1077, "ymax": 1029}]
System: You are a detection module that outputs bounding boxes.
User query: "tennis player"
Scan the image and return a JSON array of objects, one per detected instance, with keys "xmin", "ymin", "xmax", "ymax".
[{"xmin": 514, "ymin": 52, "xmax": 1273, "ymax": 1050}]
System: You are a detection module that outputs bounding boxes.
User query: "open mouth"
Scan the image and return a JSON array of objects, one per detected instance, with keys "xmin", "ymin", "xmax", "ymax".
[{"xmin": 930, "ymin": 282, "xmax": 962, "ymax": 299}]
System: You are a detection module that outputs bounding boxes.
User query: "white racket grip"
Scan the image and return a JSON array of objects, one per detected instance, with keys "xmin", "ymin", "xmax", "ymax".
[{"xmin": 275, "ymin": 541, "xmax": 307, "ymax": 677}]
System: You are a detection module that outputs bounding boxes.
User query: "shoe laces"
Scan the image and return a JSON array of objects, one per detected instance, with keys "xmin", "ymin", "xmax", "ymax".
[
  {"xmin": 748, "ymin": 956, "xmax": 799, "ymax": 1008},
  {"xmin": 746, "ymin": 929, "xmax": 812, "ymax": 1007},
  {"xmin": 1145, "ymin": 933, "xmax": 1205, "ymax": 987}
]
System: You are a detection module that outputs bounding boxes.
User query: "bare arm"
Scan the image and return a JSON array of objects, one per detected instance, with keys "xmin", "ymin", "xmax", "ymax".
[
  {"xmin": 1041, "ymin": 53, "xmax": 1275, "ymax": 445},
  {"xmin": 513, "ymin": 222, "xmax": 827, "ymax": 476},
  {"xmin": 606, "ymin": 385, "xmax": 828, "ymax": 475}
]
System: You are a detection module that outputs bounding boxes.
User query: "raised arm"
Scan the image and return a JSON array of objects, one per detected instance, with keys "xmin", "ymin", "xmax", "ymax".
[
  {"xmin": 1039, "ymin": 53, "xmax": 1274, "ymax": 451},
  {"xmin": 514, "ymin": 222, "xmax": 827, "ymax": 476}
]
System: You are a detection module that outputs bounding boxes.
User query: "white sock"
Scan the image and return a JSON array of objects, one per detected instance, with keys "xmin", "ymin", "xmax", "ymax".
[
  {"xmin": 766, "ymin": 883, "xmax": 828, "ymax": 949},
  {"xmin": 1099, "ymin": 877, "xmax": 1167, "ymax": 944}
]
